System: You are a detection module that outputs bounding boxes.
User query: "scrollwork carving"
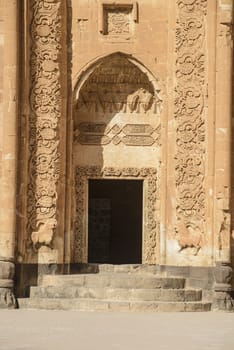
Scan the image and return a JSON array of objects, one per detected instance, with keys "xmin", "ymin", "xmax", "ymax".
[
  {"xmin": 174, "ymin": 0, "xmax": 207, "ymax": 252},
  {"xmin": 27, "ymin": 0, "xmax": 62, "ymax": 250}
]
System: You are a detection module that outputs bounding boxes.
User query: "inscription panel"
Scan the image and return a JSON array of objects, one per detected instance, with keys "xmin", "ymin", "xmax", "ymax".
[{"xmin": 104, "ymin": 5, "xmax": 132, "ymax": 35}]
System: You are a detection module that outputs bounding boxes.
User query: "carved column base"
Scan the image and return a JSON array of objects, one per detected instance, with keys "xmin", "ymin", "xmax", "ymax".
[
  {"xmin": 37, "ymin": 247, "xmax": 58, "ymax": 284},
  {"xmin": 0, "ymin": 260, "xmax": 17, "ymax": 309},
  {"xmin": 212, "ymin": 262, "xmax": 234, "ymax": 311},
  {"xmin": 0, "ymin": 288, "xmax": 16, "ymax": 309}
]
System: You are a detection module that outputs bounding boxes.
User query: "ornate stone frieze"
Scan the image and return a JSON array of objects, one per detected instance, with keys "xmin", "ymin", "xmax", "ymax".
[
  {"xmin": 27, "ymin": 0, "xmax": 62, "ymax": 249},
  {"xmin": 74, "ymin": 122, "xmax": 161, "ymax": 147},
  {"xmin": 174, "ymin": 0, "xmax": 207, "ymax": 253},
  {"xmin": 74, "ymin": 167, "xmax": 159, "ymax": 264}
]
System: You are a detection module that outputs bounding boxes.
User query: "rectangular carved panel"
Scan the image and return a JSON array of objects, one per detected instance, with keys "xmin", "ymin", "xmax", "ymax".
[
  {"xmin": 74, "ymin": 123, "xmax": 161, "ymax": 147},
  {"xmin": 74, "ymin": 166, "xmax": 159, "ymax": 264}
]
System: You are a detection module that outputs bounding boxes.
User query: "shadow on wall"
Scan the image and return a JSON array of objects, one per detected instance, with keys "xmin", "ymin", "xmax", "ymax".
[{"xmin": 72, "ymin": 52, "xmax": 162, "ymax": 264}]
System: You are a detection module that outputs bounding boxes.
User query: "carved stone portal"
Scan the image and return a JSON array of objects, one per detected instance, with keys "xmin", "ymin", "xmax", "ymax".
[{"xmin": 74, "ymin": 166, "xmax": 159, "ymax": 264}]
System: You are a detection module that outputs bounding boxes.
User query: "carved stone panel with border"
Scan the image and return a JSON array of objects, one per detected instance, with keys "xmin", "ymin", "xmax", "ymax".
[{"xmin": 74, "ymin": 166, "xmax": 159, "ymax": 264}]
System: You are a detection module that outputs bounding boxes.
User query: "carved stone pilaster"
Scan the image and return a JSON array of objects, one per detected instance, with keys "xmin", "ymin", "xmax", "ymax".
[
  {"xmin": 174, "ymin": 0, "xmax": 207, "ymax": 253},
  {"xmin": 26, "ymin": 0, "xmax": 67, "ymax": 266}
]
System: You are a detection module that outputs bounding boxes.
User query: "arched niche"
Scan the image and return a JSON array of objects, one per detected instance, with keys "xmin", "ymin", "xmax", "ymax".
[{"xmin": 72, "ymin": 52, "xmax": 162, "ymax": 265}]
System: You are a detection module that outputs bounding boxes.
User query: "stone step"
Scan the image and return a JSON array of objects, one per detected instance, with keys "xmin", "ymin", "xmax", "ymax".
[
  {"xmin": 87, "ymin": 264, "xmax": 160, "ymax": 274},
  {"xmin": 18, "ymin": 298, "xmax": 212, "ymax": 312},
  {"xmin": 30, "ymin": 286, "xmax": 202, "ymax": 302},
  {"xmin": 69, "ymin": 264, "xmax": 161, "ymax": 275},
  {"xmin": 39, "ymin": 274, "xmax": 186, "ymax": 290}
]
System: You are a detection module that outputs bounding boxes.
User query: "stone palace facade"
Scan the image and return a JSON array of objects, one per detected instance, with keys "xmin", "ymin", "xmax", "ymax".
[{"xmin": 0, "ymin": 0, "xmax": 234, "ymax": 310}]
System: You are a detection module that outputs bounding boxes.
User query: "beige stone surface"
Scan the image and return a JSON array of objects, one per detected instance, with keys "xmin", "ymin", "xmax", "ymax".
[
  {"xmin": 0, "ymin": 0, "xmax": 17, "ymax": 260},
  {"xmin": 0, "ymin": 0, "xmax": 234, "ymax": 306},
  {"xmin": 1, "ymin": 310, "xmax": 234, "ymax": 350}
]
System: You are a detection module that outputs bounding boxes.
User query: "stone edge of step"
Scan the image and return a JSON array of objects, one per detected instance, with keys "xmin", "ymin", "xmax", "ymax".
[
  {"xmin": 30, "ymin": 286, "xmax": 202, "ymax": 302},
  {"xmin": 17, "ymin": 298, "xmax": 212, "ymax": 312},
  {"xmin": 39, "ymin": 275, "xmax": 186, "ymax": 289}
]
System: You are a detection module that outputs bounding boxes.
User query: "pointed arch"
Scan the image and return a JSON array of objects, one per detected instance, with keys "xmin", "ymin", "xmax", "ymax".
[{"xmin": 73, "ymin": 52, "xmax": 162, "ymax": 104}]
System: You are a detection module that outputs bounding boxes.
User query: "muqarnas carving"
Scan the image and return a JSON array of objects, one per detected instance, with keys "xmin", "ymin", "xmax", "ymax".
[
  {"xmin": 174, "ymin": 0, "xmax": 207, "ymax": 254},
  {"xmin": 74, "ymin": 54, "xmax": 162, "ymax": 116}
]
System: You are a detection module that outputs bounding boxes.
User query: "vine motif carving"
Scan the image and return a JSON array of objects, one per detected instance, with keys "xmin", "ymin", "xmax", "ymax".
[
  {"xmin": 74, "ymin": 167, "xmax": 159, "ymax": 264},
  {"xmin": 27, "ymin": 0, "xmax": 62, "ymax": 249},
  {"xmin": 175, "ymin": 0, "xmax": 207, "ymax": 253}
]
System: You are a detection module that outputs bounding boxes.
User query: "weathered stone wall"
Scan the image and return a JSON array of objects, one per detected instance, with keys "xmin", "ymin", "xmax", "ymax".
[
  {"xmin": 0, "ymin": 0, "xmax": 17, "ymax": 307},
  {"xmin": 70, "ymin": 0, "xmax": 224, "ymax": 267},
  {"xmin": 0, "ymin": 1, "xmax": 231, "ymax": 299},
  {"xmin": 16, "ymin": 0, "xmax": 68, "ymax": 291}
]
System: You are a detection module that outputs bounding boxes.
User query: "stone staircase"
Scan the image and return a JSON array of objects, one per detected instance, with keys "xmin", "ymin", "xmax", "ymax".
[{"xmin": 18, "ymin": 265, "xmax": 212, "ymax": 312}]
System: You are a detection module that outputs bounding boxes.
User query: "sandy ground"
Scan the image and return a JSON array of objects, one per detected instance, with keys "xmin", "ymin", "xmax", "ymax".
[{"xmin": 0, "ymin": 310, "xmax": 234, "ymax": 350}]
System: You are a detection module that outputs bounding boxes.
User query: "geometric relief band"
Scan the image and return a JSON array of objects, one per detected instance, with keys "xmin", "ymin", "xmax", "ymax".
[{"xmin": 74, "ymin": 123, "xmax": 161, "ymax": 147}]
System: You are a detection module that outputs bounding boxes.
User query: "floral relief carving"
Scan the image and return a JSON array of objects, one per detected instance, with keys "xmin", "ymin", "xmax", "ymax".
[
  {"xmin": 74, "ymin": 167, "xmax": 159, "ymax": 264},
  {"xmin": 106, "ymin": 7, "xmax": 131, "ymax": 35},
  {"xmin": 27, "ymin": 0, "xmax": 62, "ymax": 250},
  {"xmin": 177, "ymin": 0, "xmax": 207, "ymax": 14},
  {"xmin": 174, "ymin": 0, "xmax": 207, "ymax": 253}
]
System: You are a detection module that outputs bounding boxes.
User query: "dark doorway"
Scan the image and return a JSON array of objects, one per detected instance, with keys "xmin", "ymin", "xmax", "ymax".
[{"xmin": 88, "ymin": 180, "xmax": 143, "ymax": 264}]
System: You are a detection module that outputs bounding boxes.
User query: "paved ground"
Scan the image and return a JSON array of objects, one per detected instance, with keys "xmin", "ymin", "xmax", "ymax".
[{"xmin": 0, "ymin": 310, "xmax": 234, "ymax": 350}]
